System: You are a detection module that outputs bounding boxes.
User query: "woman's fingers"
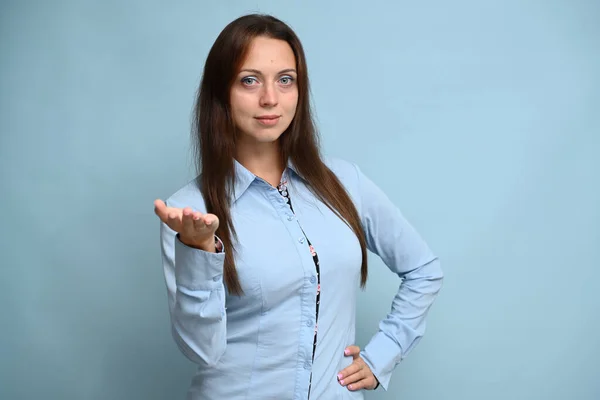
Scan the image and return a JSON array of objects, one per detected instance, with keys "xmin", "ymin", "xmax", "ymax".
[
  {"xmin": 154, "ymin": 199, "xmax": 169, "ymax": 223},
  {"xmin": 192, "ymin": 212, "xmax": 207, "ymax": 231},
  {"xmin": 337, "ymin": 345, "xmax": 378, "ymax": 390},
  {"xmin": 340, "ymin": 369, "xmax": 366, "ymax": 386},
  {"xmin": 345, "ymin": 346, "xmax": 361, "ymax": 357},
  {"xmin": 154, "ymin": 199, "xmax": 219, "ymax": 241},
  {"xmin": 167, "ymin": 209, "xmax": 179, "ymax": 227},
  {"xmin": 338, "ymin": 362, "xmax": 361, "ymax": 384},
  {"xmin": 155, "ymin": 199, "xmax": 184, "ymax": 231},
  {"xmin": 345, "ymin": 375, "xmax": 375, "ymax": 391},
  {"xmin": 203, "ymin": 213, "xmax": 218, "ymax": 228},
  {"xmin": 182, "ymin": 207, "xmax": 195, "ymax": 234}
]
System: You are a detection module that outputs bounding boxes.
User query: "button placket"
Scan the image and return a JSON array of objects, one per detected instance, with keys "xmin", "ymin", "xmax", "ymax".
[{"xmin": 273, "ymin": 174, "xmax": 318, "ymax": 391}]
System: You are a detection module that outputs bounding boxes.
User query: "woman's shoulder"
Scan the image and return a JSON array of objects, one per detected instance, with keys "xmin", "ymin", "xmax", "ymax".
[
  {"xmin": 164, "ymin": 175, "xmax": 208, "ymax": 212},
  {"xmin": 322, "ymin": 156, "xmax": 361, "ymax": 183},
  {"xmin": 321, "ymin": 156, "xmax": 364, "ymax": 201}
]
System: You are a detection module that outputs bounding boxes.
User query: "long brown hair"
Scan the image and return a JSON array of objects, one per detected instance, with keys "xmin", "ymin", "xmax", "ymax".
[{"xmin": 192, "ymin": 14, "xmax": 368, "ymax": 295}]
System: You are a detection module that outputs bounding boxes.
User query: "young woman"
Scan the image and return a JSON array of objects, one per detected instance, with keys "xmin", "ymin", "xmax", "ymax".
[{"xmin": 154, "ymin": 13, "xmax": 443, "ymax": 400}]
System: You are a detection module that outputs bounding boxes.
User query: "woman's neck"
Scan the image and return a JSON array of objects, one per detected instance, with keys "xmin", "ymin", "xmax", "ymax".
[{"xmin": 235, "ymin": 140, "xmax": 285, "ymax": 187}]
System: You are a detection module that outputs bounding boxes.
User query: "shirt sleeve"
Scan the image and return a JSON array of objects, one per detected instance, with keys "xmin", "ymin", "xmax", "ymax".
[
  {"xmin": 160, "ymin": 212, "xmax": 228, "ymax": 367},
  {"xmin": 352, "ymin": 164, "xmax": 444, "ymax": 391}
]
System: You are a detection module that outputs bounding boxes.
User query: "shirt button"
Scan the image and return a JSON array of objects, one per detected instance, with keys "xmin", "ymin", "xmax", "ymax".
[
  {"xmin": 306, "ymin": 320, "xmax": 312, "ymax": 327},
  {"xmin": 304, "ymin": 361, "xmax": 311, "ymax": 370},
  {"xmin": 309, "ymin": 276, "xmax": 316, "ymax": 284},
  {"xmin": 287, "ymin": 215, "xmax": 293, "ymax": 221},
  {"xmin": 299, "ymin": 237, "xmax": 305, "ymax": 244}
]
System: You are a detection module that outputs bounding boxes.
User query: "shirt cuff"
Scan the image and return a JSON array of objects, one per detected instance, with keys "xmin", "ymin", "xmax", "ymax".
[
  {"xmin": 174, "ymin": 234, "xmax": 226, "ymax": 290},
  {"xmin": 214, "ymin": 235, "xmax": 224, "ymax": 253},
  {"xmin": 360, "ymin": 331, "xmax": 403, "ymax": 391}
]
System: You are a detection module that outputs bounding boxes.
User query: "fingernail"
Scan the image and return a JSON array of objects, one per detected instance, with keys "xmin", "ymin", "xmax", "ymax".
[
  {"xmin": 344, "ymin": 349, "xmax": 350, "ymax": 355},
  {"xmin": 340, "ymin": 380, "xmax": 345, "ymax": 385},
  {"xmin": 337, "ymin": 373, "xmax": 342, "ymax": 380},
  {"xmin": 348, "ymin": 384, "xmax": 353, "ymax": 390}
]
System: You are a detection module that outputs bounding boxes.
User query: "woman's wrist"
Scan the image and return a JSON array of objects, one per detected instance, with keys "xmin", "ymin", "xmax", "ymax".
[{"xmin": 179, "ymin": 234, "xmax": 217, "ymax": 253}]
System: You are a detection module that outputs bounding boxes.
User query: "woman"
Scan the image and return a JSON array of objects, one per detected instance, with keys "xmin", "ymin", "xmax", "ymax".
[{"xmin": 154, "ymin": 13, "xmax": 443, "ymax": 399}]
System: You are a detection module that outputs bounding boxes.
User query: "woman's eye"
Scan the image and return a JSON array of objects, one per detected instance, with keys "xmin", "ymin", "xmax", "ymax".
[
  {"xmin": 280, "ymin": 76, "xmax": 294, "ymax": 85},
  {"xmin": 242, "ymin": 77, "xmax": 258, "ymax": 85}
]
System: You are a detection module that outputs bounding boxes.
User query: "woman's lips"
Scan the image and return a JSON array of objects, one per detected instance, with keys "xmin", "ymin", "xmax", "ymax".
[{"xmin": 255, "ymin": 115, "xmax": 280, "ymax": 126}]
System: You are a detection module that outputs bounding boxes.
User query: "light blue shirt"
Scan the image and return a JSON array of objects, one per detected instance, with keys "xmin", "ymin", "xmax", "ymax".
[{"xmin": 159, "ymin": 157, "xmax": 443, "ymax": 399}]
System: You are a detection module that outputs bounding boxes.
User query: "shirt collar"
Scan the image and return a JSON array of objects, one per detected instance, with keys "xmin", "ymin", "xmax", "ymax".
[{"xmin": 230, "ymin": 158, "xmax": 302, "ymax": 203}]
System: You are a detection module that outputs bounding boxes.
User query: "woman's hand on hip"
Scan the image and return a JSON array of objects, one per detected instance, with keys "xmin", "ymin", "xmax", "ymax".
[{"xmin": 337, "ymin": 345, "xmax": 379, "ymax": 391}]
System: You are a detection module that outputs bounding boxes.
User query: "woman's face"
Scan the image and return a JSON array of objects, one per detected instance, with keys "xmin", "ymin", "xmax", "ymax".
[{"xmin": 230, "ymin": 36, "xmax": 299, "ymax": 146}]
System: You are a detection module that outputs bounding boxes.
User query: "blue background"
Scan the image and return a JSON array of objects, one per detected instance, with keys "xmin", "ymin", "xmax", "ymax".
[{"xmin": 1, "ymin": 0, "xmax": 599, "ymax": 399}]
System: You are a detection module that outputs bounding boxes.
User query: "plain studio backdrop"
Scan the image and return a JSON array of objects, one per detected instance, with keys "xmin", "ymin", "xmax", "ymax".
[{"xmin": 1, "ymin": 1, "xmax": 598, "ymax": 399}]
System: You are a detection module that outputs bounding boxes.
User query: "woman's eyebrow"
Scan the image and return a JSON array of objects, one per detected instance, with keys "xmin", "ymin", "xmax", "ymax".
[{"xmin": 239, "ymin": 68, "xmax": 297, "ymax": 75}]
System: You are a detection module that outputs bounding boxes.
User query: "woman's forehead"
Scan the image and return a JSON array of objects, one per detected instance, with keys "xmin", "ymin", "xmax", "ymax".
[{"xmin": 239, "ymin": 37, "xmax": 296, "ymax": 72}]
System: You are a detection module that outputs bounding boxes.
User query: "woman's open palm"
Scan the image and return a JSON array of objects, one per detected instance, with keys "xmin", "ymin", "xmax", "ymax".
[{"xmin": 154, "ymin": 199, "xmax": 219, "ymax": 249}]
